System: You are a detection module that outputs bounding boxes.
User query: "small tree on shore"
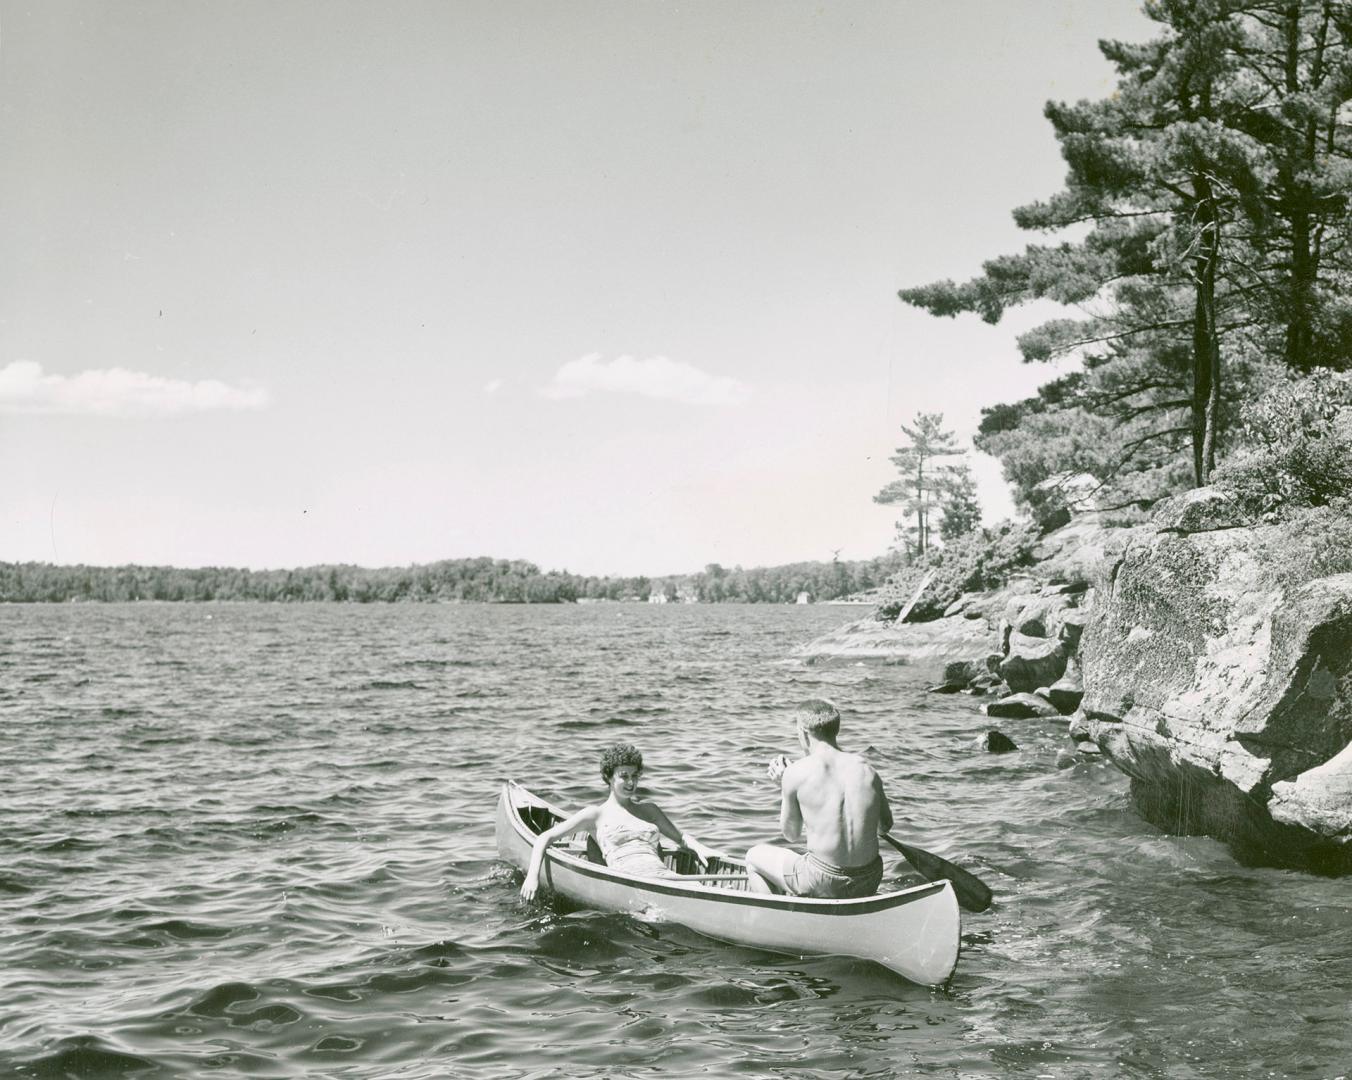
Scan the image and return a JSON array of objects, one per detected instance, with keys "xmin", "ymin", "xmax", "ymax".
[{"xmin": 874, "ymin": 412, "xmax": 971, "ymax": 555}]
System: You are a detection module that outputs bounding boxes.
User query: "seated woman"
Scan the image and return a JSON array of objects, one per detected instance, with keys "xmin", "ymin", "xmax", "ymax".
[{"xmin": 520, "ymin": 743, "xmax": 720, "ymax": 900}]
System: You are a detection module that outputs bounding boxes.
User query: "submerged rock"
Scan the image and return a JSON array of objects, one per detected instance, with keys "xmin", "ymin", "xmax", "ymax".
[
  {"xmin": 975, "ymin": 730, "xmax": 1018, "ymax": 753},
  {"xmin": 983, "ymin": 692, "xmax": 1061, "ymax": 719},
  {"xmin": 1079, "ymin": 487, "xmax": 1352, "ymax": 872}
]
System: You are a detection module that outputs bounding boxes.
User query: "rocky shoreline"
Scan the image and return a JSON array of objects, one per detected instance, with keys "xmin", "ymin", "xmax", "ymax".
[{"xmin": 801, "ymin": 489, "xmax": 1352, "ymax": 874}]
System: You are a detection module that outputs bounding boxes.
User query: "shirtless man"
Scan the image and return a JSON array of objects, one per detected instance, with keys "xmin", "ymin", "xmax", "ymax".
[{"xmin": 745, "ymin": 699, "xmax": 893, "ymax": 898}]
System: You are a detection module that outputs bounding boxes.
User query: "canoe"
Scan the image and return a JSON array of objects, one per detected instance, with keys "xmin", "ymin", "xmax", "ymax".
[{"xmin": 495, "ymin": 781, "xmax": 961, "ymax": 986}]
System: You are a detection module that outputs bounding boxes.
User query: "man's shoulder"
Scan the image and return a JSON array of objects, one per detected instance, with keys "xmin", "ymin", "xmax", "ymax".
[
  {"xmin": 835, "ymin": 751, "xmax": 882, "ymax": 788},
  {"xmin": 845, "ymin": 751, "xmax": 878, "ymax": 776}
]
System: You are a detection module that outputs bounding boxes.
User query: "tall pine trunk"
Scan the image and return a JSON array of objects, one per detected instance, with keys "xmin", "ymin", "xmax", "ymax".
[
  {"xmin": 1279, "ymin": 1, "xmax": 1331, "ymax": 373},
  {"xmin": 1191, "ymin": 184, "xmax": 1222, "ymax": 485}
]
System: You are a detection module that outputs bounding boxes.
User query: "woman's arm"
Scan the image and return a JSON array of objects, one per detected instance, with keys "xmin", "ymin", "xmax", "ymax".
[
  {"xmin": 646, "ymin": 804, "xmax": 720, "ymax": 868},
  {"xmin": 520, "ymin": 804, "xmax": 600, "ymax": 901}
]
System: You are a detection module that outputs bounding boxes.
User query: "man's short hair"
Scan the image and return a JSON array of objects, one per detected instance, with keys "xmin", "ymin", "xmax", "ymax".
[
  {"xmin": 600, "ymin": 742, "xmax": 644, "ymax": 783},
  {"xmin": 794, "ymin": 698, "xmax": 840, "ymax": 742}
]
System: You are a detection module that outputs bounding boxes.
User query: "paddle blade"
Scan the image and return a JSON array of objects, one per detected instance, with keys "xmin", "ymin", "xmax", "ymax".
[{"xmin": 885, "ymin": 835, "xmax": 993, "ymax": 914}]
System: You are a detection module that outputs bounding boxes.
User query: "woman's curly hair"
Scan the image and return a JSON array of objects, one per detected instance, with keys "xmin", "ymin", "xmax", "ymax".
[{"xmin": 599, "ymin": 742, "xmax": 644, "ymax": 784}]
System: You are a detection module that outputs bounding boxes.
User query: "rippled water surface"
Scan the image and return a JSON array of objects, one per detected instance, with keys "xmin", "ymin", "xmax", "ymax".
[{"xmin": 3, "ymin": 603, "xmax": 1349, "ymax": 1079}]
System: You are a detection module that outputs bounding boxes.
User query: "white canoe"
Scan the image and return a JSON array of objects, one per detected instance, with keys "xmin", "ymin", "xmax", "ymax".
[{"xmin": 496, "ymin": 781, "xmax": 960, "ymax": 986}]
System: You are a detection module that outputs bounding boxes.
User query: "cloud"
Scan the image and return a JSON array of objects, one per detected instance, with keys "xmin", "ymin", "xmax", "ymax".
[
  {"xmin": 0, "ymin": 360, "xmax": 270, "ymax": 416},
  {"xmin": 483, "ymin": 378, "xmax": 504, "ymax": 395},
  {"xmin": 541, "ymin": 353, "xmax": 750, "ymax": 406}
]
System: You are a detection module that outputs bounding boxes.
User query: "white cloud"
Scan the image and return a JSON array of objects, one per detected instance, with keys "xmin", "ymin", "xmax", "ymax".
[
  {"xmin": 540, "ymin": 353, "xmax": 750, "ymax": 406},
  {"xmin": 0, "ymin": 360, "xmax": 270, "ymax": 416},
  {"xmin": 483, "ymin": 378, "xmax": 504, "ymax": 395}
]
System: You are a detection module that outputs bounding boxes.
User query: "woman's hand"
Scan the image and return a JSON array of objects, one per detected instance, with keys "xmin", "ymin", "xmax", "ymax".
[
  {"xmin": 767, "ymin": 754, "xmax": 792, "ymax": 782},
  {"xmin": 689, "ymin": 840, "xmax": 721, "ymax": 868},
  {"xmin": 520, "ymin": 871, "xmax": 541, "ymax": 902}
]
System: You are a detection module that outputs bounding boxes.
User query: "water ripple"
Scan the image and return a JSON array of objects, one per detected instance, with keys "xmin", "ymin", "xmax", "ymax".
[{"xmin": 1, "ymin": 603, "xmax": 1348, "ymax": 1079}]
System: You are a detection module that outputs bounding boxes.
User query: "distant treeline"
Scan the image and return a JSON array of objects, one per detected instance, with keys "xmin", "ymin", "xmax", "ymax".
[{"xmin": 0, "ymin": 555, "xmax": 903, "ymax": 605}]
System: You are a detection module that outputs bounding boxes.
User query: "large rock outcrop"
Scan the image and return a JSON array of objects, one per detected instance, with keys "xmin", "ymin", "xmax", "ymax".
[
  {"xmin": 1077, "ymin": 488, "xmax": 1352, "ymax": 871},
  {"xmin": 798, "ymin": 516, "xmax": 1122, "ymax": 694}
]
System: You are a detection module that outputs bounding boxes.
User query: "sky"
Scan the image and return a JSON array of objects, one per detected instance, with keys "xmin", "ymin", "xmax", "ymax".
[{"xmin": 0, "ymin": 1, "xmax": 1155, "ymax": 577}]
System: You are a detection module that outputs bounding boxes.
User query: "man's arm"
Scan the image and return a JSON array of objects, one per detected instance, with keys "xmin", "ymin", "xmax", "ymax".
[
  {"xmin": 873, "ymin": 771, "xmax": 893, "ymax": 835},
  {"xmin": 779, "ymin": 770, "xmax": 804, "ymax": 843}
]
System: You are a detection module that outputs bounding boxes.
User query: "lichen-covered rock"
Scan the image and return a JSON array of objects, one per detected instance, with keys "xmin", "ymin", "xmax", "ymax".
[
  {"xmin": 1079, "ymin": 489, "xmax": 1352, "ymax": 871},
  {"xmin": 1151, "ymin": 486, "xmax": 1256, "ymax": 534}
]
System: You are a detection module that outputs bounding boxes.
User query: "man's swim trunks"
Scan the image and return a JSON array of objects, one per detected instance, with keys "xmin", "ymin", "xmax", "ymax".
[{"xmin": 783, "ymin": 851, "xmax": 884, "ymax": 899}]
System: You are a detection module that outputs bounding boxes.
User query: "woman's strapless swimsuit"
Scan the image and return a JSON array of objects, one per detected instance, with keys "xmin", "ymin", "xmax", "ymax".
[{"xmin": 595, "ymin": 816, "xmax": 676, "ymax": 878}]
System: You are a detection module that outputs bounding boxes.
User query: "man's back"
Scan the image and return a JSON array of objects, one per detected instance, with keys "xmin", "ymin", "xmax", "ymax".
[{"xmin": 786, "ymin": 747, "xmax": 885, "ymax": 867}]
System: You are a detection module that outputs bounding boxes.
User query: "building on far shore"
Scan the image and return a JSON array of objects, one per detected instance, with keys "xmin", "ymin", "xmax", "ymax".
[{"xmin": 795, "ymin": 591, "xmax": 812, "ymax": 605}]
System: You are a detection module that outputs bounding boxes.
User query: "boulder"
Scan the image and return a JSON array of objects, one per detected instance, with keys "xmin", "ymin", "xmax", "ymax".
[
  {"xmin": 1078, "ymin": 488, "xmax": 1352, "ymax": 872},
  {"xmin": 926, "ymin": 681, "xmax": 966, "ymax": 694},
  {"xmin": 999, "ymin": 633, "xmax": 1069, "ymax": 693},
  {"xmin": 943, "ymin": 594, "xmax": 979, "ymax": 619},
  {"xmin": 1058, "ymin": 608, "xmax": 1090, "ymax": 652},
  {"xmin": 1012, "ymin": 594, "xmax": 1077, "ymax": 638},
  {"xmin": 943, "ymin": 659, "xmax": 986, "ymax": 684},
  {"xmin": 1042, "ymin": 659, "xmax": 1085, "ymax": 715},
  {"xmin": 984, "ymin": 692, "xmax": 1062, "ymax": 719},
  {"xmin": 1040, "ymin": 582, "xmax": 1086, "ymax": 597},
  {"xmin": 1151, "ymin": 486, "xmax": 1255, "ymax": 534}
]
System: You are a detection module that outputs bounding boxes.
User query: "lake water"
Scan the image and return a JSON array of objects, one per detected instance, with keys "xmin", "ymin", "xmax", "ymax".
[{"xmin": 2, "ymin": 603, "xmax": 1349, "ymax": 1080}]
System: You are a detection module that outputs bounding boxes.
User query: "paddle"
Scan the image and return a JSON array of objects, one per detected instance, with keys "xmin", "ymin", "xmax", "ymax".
[{"xmin": 882, "ymin": 833, "xmax": 992, "ymax": 913}]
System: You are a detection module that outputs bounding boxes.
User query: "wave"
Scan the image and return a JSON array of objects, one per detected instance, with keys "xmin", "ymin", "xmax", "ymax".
[{"xmin": 15, "ymin": 1035, "xmax": 162, "ymax": 1078}]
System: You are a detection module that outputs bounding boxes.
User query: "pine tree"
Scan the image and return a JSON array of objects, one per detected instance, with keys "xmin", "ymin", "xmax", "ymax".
[
  {"xmin": 874, "ymin": 413, "xmax": 966, "ymax": 555},
  {"xmin": 898, "ymin": 1, "xmax": 1352, "ymax": 504},
  {"xmin": 936, "ymin": 464, "xmax": 982, "ymax": 540}
]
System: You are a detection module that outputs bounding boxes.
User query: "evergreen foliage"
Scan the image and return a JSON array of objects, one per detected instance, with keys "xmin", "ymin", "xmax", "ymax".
[
  {"xmin": 1211, "ymin": 367, "xmax": 1352, "ymax": 515},
  {"xmin": 901, "ymin": 2, "xmax": 1352, "ymax": 518}
]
